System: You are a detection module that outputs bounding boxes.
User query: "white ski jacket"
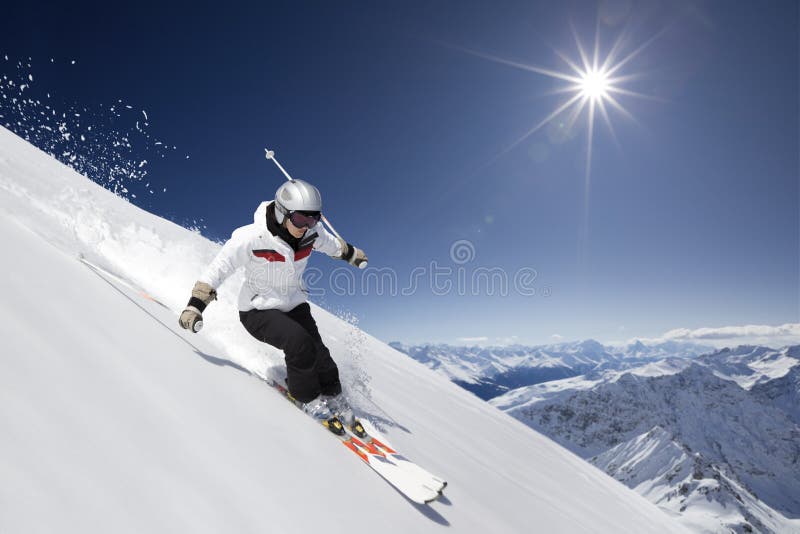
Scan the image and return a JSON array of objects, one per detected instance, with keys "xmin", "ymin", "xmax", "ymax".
[{"xmin": 199, "ymin": 200, "xmax": 343, "ymax": 312}]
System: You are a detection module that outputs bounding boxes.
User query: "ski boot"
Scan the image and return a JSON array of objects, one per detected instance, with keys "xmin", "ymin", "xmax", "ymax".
[
  {"xmin": 323, "ymin": 393, "xmax": 367, "ymax": 438},
  {"xmin": 298, "ymin": 396, "xmax": 345, "ymax": 436}
]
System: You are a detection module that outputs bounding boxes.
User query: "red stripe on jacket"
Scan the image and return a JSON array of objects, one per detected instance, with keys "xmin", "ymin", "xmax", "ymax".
[
  {"xmin": 294, "ymin": 246, "xmax": 312, "ymax": 261},
  {"xmin": 253, "ymin": 250, "xmax": 286, "ymax": 262}
]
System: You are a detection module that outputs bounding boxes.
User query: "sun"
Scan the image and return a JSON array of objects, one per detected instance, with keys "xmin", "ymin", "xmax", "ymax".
[
  {"xmin": 453, "ymin": 20, "xmax": 665, "ymax": 262},
  {"xmin": 453, "ymin": 24, "xmax": 659, "ymax": 162},
  {"xmin": 580, "ymin": 68, "xmax": 610, "ymax": 101}
]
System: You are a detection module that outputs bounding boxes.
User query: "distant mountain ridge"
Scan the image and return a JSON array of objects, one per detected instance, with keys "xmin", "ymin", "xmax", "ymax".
[{"xmin": 389, "ymin": 339, "xmax": 714, "ymax": 399}]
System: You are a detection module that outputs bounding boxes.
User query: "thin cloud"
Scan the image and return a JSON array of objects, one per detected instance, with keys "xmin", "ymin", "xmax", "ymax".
[
  {"xmin": 457, "ymin": 336, "xmax": 489, "ymax": 344},
  {"xmin": 637, "ymin": 323, "xmax": 800, "ymax": 348}
]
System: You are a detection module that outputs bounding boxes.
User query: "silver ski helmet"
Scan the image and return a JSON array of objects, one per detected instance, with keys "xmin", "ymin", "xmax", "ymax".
[{"xmin": 274, "ymin": 179, "xmax": 322, "ymax": 224}]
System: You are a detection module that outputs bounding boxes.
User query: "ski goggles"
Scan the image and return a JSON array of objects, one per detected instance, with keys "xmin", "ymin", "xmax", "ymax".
[{"xmin": 288, "ymin": 210, "xmax": 321, "ymax": 229}]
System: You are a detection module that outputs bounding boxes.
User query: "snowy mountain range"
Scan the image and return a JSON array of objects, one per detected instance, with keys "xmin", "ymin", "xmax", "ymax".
[
  {"xmin": 490, "ymin": 345, "xmax": 800, "ymax": 533},
  {"xmin": 392, "ymin": 341, "xmax": 800, "ymax": 532},
  {"xmin": 390, "ymin": 339, "xmax": 714, "ymax": 399},
  {"xmin": 0, "ymin": 125, "xmax": 692, "ymax": 533}
]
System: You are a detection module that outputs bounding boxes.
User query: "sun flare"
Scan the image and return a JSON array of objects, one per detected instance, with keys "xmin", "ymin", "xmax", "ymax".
[
  {"xmin": 457, "ymin": 21, "xmax": 665, "ymax": 261},
  {"xmin": 579, "ymin": 68, "xmax": 610, "ymax": 101}
]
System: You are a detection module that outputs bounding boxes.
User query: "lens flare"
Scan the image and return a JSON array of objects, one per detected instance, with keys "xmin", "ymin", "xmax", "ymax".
[{"xmin": 454, "ymin": 20, "xmax": 667, "ymax": 262}]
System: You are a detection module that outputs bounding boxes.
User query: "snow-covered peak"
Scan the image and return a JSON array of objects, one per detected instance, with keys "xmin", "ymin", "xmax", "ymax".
[
  {"xmin": 497, "ymin": 359, "xmax": 800, "ymax": 532},
  {"xmin": 542, "ymin": 337, "xmax": 608, "ymax": 355},
  {"xmin": 593, "ymin": 426, "xmax": 793, "ymax": 534},
  {"xmin": 613, "ymin": 340, "xmax": 715, "ymax": 359},
  {"xmin": 697, "ymin": 344, "xmax": 800, "ymax": 389},
  {"xmin": 750, "ymin": 364, "xmax": 800, "ymax": 425},
  {"xmin": 626, "ymin": 339, "xmax": 649, "ymax": 356}
]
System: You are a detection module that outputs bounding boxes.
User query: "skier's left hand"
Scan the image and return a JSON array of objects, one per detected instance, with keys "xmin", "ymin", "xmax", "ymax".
[{"xmin": 337, "ymin": 238, "xmax": 368, "ymax": 268}]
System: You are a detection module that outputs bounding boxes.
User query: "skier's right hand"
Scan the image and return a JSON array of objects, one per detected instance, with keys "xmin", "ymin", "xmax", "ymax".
[{"xmin": 178, "ymin": 281, "xmax": 217, "ymax": 333}]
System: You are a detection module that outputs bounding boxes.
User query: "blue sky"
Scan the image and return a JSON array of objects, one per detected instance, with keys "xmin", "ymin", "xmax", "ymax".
[{"xmin": 1, "ymin": 1, "xmax": 797, "ymax": 346}]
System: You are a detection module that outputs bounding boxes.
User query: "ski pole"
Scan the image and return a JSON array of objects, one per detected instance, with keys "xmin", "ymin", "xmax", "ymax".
[{"xmin": 265, "ymin": 148, "xmax": 367, "ymax": 268}]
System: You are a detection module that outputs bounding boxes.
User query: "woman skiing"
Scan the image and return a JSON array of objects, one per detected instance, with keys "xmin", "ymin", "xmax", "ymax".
[{"xmin": 178, "ymin": 179, "xmax": 367, "ymax": 426}]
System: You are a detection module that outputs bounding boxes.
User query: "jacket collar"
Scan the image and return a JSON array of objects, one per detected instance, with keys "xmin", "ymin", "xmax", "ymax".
[{"xmin": 265, "ymin": 201, "xmax": 302, "ymax": 251}]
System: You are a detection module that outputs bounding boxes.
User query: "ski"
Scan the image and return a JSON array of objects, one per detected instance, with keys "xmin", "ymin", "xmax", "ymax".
[
  {"xmin": 267, "ymin": 378, "xmax": 444, "ymax": 504},
  {"xmin": 342, "ymin": 423, "xmax": 447, "ymax": 495}
]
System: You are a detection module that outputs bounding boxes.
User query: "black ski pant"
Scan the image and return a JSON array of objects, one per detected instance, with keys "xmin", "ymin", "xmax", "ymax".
[{"xmin": 239, "ymin": 303, "xmax": 342, "ymax": 403}]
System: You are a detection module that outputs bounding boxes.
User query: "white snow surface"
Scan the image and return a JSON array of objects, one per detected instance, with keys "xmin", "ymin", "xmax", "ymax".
[{"xmin": 0, "ymin": 126, "xmax": 689, "ymax": 533}]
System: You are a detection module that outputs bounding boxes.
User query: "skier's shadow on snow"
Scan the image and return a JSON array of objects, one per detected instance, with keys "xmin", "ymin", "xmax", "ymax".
[
  {"xmin": 87, "ymin": 263, "xmax": 251, "ymax": 376},
  {"xmin": 192, "ymin": 350, "xmax": 251, "ymax": 374},
  {"xmin": 407, "ymin": 496, "xmax": 451, "ymax": 524},
  {"xmin": 418, "ymin": 491, "xmax": 453, "ymax": 522},
  {"xmin": 359, "ymin": 413, "xmax": 412, "ymax": 435},
  {"xmin": 414, "ymin": 504, "xmax": 449, "ymax": 524}
]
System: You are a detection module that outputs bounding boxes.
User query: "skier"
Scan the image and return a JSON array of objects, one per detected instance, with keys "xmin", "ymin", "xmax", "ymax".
[{"xmin": 178, "ymin": 179, "xmax": 367, "ymax": 426}]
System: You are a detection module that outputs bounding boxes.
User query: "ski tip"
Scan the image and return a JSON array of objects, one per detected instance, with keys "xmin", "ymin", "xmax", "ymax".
[
  {"xmin": 423, "ymin": 493, "xmax": 441, "ymax": 504},
  {"xmin": 420, "ymin": 480, "xmax": 447, "ymax": 497}
]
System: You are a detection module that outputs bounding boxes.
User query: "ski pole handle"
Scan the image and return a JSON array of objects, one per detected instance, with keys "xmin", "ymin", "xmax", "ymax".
[{"xmin": 265, "ymin": 149, "xmax": 295, "ymax": 182}]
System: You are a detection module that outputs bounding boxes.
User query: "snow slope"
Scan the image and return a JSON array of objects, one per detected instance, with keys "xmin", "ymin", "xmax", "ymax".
[
  {"xmin": 0, "ymin": 126, "xmax": 689, "ymax": 533},
  {"xmin": 592, "ymin": 426, "xmax": 793, "ymax": 534},
  {"xmin": 751, "ymin": 364, "xmax": 800, "ymax": 425}
]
